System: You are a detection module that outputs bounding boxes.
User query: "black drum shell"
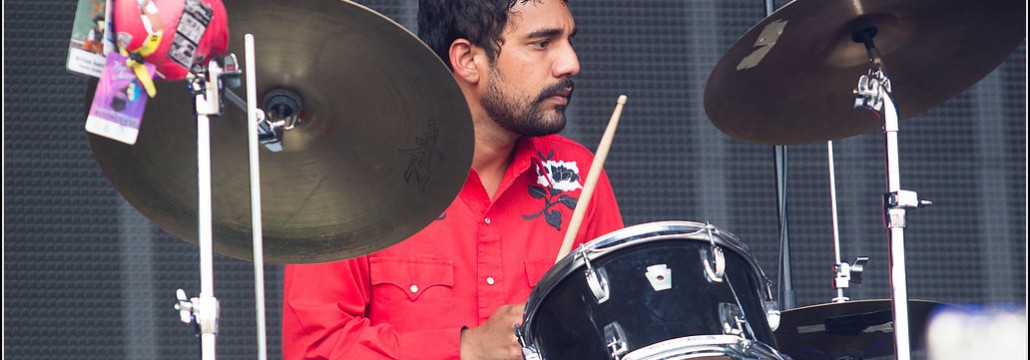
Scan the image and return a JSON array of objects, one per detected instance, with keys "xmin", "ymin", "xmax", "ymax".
[{"xmin": 521, "ymin": 221, "xmax": 777, "ymax": 359}]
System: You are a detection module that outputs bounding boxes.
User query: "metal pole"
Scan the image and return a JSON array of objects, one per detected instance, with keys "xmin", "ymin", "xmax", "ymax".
[
  {"xmin": 189, "ymin": 58, "xmax": 227, "ymax": 360},
  {"xmin": 764, "ymin": 0, "xmax": 795, "ymax": 311},
  {"xmin": 881, "ymin": 95, "xmax": 912, "ymax": 360},
  {"xmin": 244, "ymin": 34, "xmax": 269, "ymax": 360},
  {"xmin": 774, "ymin": 145, "xmax": 794, "ymax": 310},
  {"xmin": 827, "ymin": 141, "xmax": 846, "ymax": 303}
]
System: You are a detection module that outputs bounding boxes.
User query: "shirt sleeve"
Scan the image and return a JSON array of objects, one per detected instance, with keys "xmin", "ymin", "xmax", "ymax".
[
  {"xmin": 282, "ymin": 258, "xmax": 464, "ymax": 360},
  {"xmin": 580, "ymin": 168, "xmax": 625, "ymax": 244}
]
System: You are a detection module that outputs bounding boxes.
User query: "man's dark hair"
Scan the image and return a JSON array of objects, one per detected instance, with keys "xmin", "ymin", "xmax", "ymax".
[{"xmin": 418, "ymin": 0, "xmax": 567, "ymax": 70}]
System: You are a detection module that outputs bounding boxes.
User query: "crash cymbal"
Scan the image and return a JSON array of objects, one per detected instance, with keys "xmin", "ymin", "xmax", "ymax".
[
  {"xmin": 87, "ymin": 0, "xmax": 473, "ymax": 263},
  {"xmin": 704, "ymin": 0, "xmax": 1024, "ymax": 145},
  {"xmin": 774, "ymin": 299, "xmax": 955, "ymax": 360}
]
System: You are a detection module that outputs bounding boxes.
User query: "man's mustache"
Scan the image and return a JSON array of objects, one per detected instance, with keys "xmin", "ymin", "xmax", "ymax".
[{"xmin": 536, "ymin": 78, "xmax": 575, "ymax": 103}]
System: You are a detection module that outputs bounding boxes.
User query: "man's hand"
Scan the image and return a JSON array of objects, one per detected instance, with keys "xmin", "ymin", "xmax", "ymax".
[{"xmin": 460, "ymin": 303, "xmax": 525, "ymax": 360}]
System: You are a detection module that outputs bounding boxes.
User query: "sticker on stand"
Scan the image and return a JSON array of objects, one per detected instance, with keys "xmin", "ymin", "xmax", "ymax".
[{"xmin": 85, "ymin": 53, "xmax": 154, "ymax": 145}]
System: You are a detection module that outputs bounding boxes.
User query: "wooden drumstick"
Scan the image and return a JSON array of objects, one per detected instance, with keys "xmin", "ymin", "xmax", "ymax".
[{"xmin": 554, "ymin": 95, "xmax": 628, "ymax": 264}]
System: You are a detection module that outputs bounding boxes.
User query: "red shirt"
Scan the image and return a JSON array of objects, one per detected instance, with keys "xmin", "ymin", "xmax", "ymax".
[{"xmin": 282, "ymin": 134, "xmax": 624, "ymax": 359}]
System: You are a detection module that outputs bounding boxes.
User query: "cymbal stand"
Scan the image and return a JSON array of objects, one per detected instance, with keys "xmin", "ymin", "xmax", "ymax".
[
  {"xmin": 243, "ymin": 34, "xmax": 271, "ymax": 360},
  {"xmin": 828, "ymin": 140, "xmax": 868, "ymax": 304},
  {"xmin": 764, "ymin": 0, "xmax": 796, "ymax": 312},
  {"xmin": 851, "ymin": 27, "xmax": 931, "ymax": 360},
  {"xmin": 174, "ymin": 53, "xmax": 242, "ymax": 360}
]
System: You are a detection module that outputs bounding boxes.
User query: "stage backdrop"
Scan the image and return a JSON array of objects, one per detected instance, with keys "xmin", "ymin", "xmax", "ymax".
[{"xmin": 5, "ymin": 0, "xmax": 1025, "ymax": 358}]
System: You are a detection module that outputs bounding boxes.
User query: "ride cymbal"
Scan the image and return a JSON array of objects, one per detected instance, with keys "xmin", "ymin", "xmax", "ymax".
[
  {"xmin": 774, "ymin": 299, "xmax": 954, "ymax": 360},
  {"xmin": 704, "ymin": 0, "xmax": 1024, "ymax": 145},
  {"xmin": 87, "ymin": 0, "xmax": 473, "ymax": 263}
]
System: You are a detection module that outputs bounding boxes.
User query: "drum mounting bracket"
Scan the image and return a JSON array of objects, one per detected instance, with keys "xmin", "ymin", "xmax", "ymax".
[{"xmin": 645, "ymin": 264, "xmax": 673, "ymax": 291}]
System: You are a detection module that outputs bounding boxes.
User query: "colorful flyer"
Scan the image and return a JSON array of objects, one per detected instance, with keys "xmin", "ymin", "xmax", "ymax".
[
  {"xmin": 67, "ymin": 0, "xmax": 113, "ymax": 77},
  {"xmin": 85, "ymin": 53, "xmax": 153, "ymax": 145}
]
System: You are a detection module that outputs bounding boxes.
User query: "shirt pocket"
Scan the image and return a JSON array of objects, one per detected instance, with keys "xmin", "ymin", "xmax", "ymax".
[
  {"xmin": 368, "ymin": 257, "xmax": 454, "ymax": 327},
  {"xmin": 524, "ymin": 259, "xmax": 555, "ymax": 288}
]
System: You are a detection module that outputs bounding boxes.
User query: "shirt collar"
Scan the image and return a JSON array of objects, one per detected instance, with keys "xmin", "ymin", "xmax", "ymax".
[{"xmin": 462, "ymin": 136, "xmax": 547, "ymax": 205}]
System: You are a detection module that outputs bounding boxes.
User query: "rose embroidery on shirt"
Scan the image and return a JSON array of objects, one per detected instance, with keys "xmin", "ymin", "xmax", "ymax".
[
  {"xmin": 524, "ymin": 150, "xmax": 581, "ymax": 231},
  {"xmin": 535, "ymin": 160, "xmax": 582, "ymax": 192}
]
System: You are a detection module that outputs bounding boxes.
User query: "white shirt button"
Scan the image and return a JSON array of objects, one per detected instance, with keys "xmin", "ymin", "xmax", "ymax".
[
  {"xmin": 409, "ymin": 285, "xmax": 419, "ymax": 293},
  {"xmin": 484, "ymin": 217, "xmax": 491, "ymax": 225},
  {"xmin": 486, "ymin": 277, "xmax": 495, "ymax": 285}
]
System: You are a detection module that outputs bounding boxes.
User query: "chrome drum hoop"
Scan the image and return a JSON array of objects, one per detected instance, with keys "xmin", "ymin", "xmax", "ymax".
[
  {"xmin": 623, "ymin": 334, "xmax": 791, "ymax": 360},
  {"xmin": 525, "ymin": 221, "xmax": 776, "ymax": 320}
]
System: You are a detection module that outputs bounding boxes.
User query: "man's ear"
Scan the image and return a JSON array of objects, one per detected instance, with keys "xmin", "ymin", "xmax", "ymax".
[{"xmin": 449, "ymin": 39, "xmax": 481, "ymax": 84}]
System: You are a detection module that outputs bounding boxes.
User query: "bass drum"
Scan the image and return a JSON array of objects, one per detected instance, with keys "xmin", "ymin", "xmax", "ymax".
[{"xmin": 518, "ymin": 221, "xmax": 788, "ymax": 359}]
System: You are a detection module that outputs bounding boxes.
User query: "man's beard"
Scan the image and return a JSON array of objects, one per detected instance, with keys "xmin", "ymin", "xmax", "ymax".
[{"xmin": 482, "ymin": 74, "xmax": 574, "ymax": 137}]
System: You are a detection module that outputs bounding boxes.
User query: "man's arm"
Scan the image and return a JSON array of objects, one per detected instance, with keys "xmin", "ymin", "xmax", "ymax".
[{"xmin": 282, "ymin": 258, "xmax": 463, "ymax": 360}]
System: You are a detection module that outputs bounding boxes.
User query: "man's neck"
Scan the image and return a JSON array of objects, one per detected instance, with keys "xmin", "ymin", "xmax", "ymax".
[{"xmin": 471, "ymin": 121, "xmax": 520, "ymax": 200}]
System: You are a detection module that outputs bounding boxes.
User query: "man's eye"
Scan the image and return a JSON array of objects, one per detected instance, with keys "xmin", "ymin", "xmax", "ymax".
[{"xmin": 533, "ymin": 40, "xmax": 550, "ymax": 48}]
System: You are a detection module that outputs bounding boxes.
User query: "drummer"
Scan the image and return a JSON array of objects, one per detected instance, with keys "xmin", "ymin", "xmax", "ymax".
[{"xmin": 281, "ymin": 0, "xmax": 624, "ymax": 359}]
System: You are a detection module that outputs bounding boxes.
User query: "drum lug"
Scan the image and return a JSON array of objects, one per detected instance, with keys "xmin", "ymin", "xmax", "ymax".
[
  {"xmin": 645, "ymin": 264, "xmax": 673, "ymax": 291},
  {"xmin": 702, "ymin": 246, "xmax": 726, "ymax": 283},
  {"xmin": 719, "ymin": 302, "xmax": 747, "ymax": 336},
  {"xmin": 585, "ymin": 267, "xmax": 610, "ymax": 304},
  {"xmin": 604, "ymin": 321, "xmax": 630, "ymax": 360},
  {"xmin": 579, "ymin": 250, "xmax": 610, "ymax": 303},
  {"xmin": 765, "ymin": 305, "xmax": 781, "ymax": 332}
]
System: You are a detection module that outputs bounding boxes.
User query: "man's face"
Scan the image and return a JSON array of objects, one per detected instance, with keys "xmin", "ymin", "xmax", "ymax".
[{"xmin": 481, "ymin": 0, "xmax": 580, "ymax": 137}]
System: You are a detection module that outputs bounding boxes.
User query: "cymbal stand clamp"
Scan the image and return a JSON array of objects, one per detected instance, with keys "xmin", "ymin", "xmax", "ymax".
[
  {"xmin": 852, "ymin": 26, "xmax": 891, "ymax": 114},
  {"xmin": 831, "ymin": 256, "xmax": 869, "ymax": 303},
  {"xmin": 851, "ymin": 31, "xmax": 915, "ymax": 360},
  {"xmin": 255, "ymin": 88, "xmax": 305, "ymax": 152},
  {"xmin": 175, "ymin": 288, "xmax": 220, "ymax": 337},
  {"xmin": 886, "ymin": 190, "xmax": 933, "ymax": 210},
  {"xmin": 189, "ymin": 54, "xmax": 242, "ymax": 117},
  {"xmin": 853, "ymin": 69, "xmax": 890, "ymax": 113}
]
